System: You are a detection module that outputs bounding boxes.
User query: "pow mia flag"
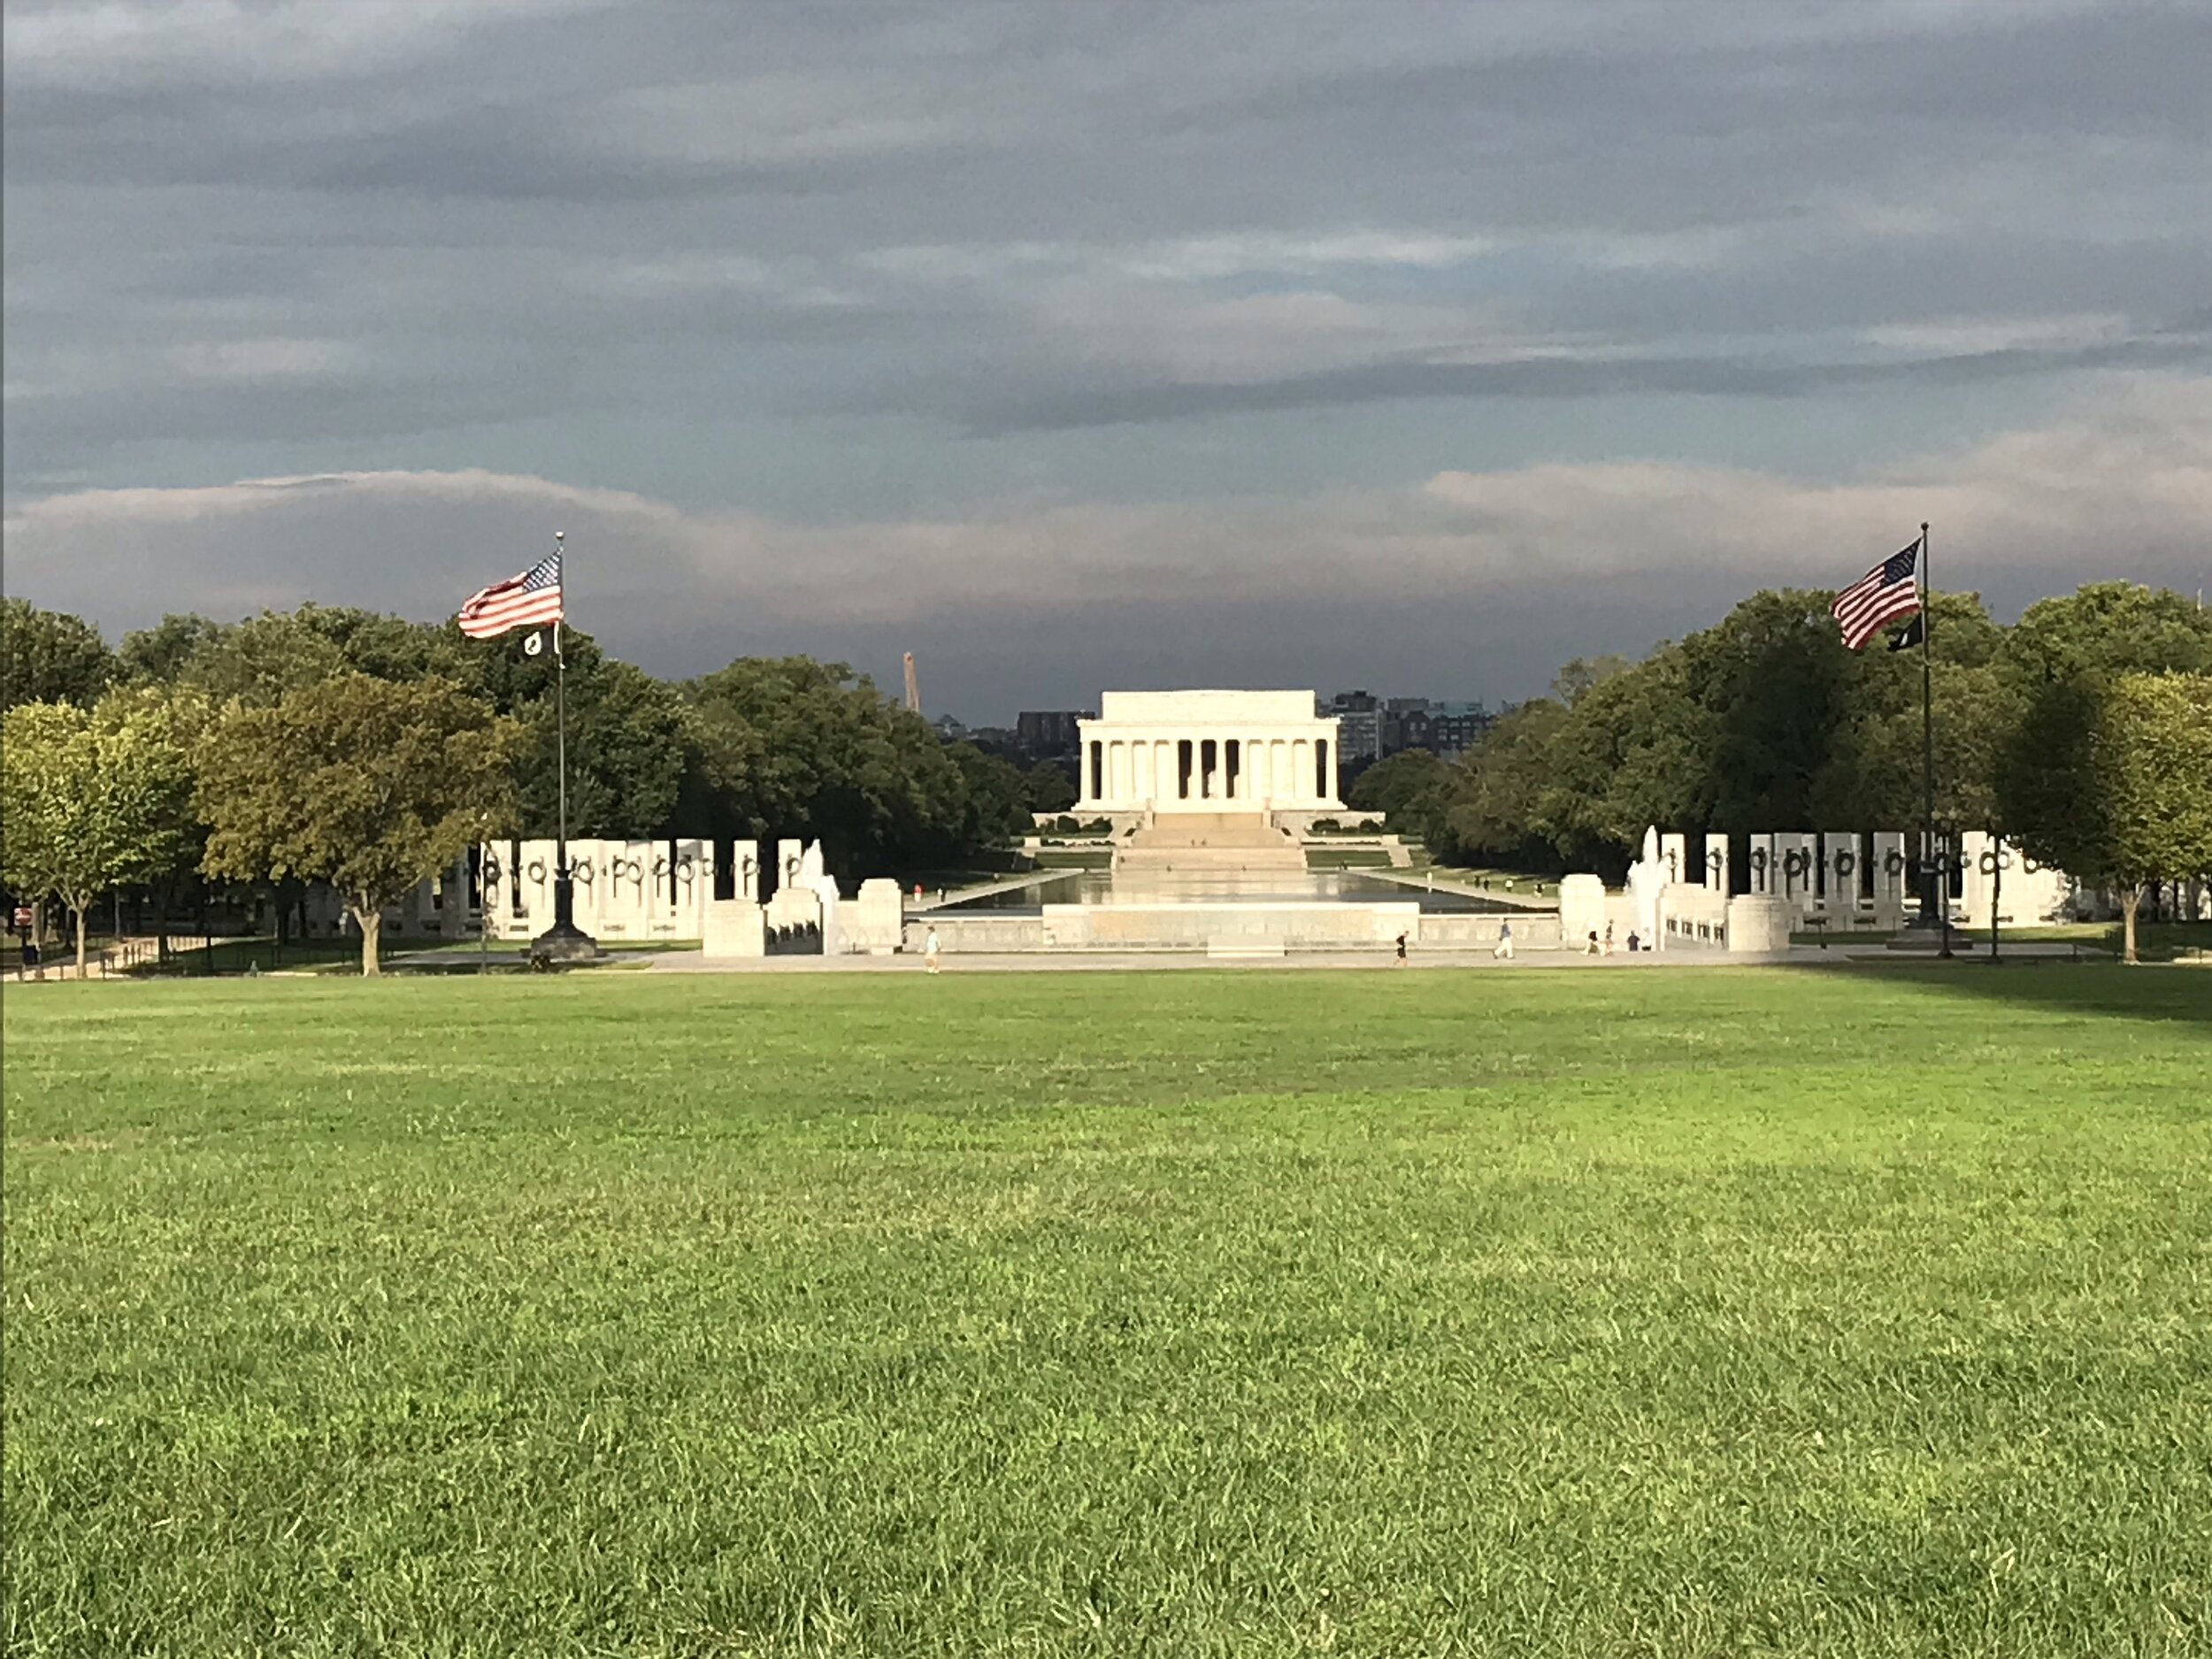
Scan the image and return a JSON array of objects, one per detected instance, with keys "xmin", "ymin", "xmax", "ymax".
[
  {"xmin": 1887, "ymin": 614, "xmax": 1926, "ymax": 652},
  {"xmin": 524, "ymin": 630, "xmax": 546, "ymax": 657}
]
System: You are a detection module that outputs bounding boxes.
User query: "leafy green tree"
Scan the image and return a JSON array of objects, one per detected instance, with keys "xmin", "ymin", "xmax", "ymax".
[
  {"xmin": 1678, "ymin": 590, "xmax": 1859, "ymax": 831},
  {"xmin": 672, "ymin": 695, "xmax": 765, "ymax": 840},
  {"xmin": 2007, "ymin": 582, "xmax": 2212, "ymax": 686},
  {"xmin": 949, "ymin": 744, "xmax": 1030, "ymax": 847},
  {"xmin": 173, "ymin": 611, "xmax": 350, "ymax": 706},
  {"xmin": 288, "ymin": 604, "xmax": 479, "ymax": 687},
  {"xmin": 1024, "ymin": 759, "xmax": 1078, "ymax": 817},
  {"xmin": 687, "ymin": 657, "xmax": 967, "ymax": 873},
  {"xmin": 515, "ymin": 661, "xmax": 697, "ymax": 839},
  {"xmin": 117, "ymin": 614, "xmax": 227, "ymax": 685},
  {"xmin": 1533, "ymin": 648, "xmax": 1709, "ymax": 866},
  {"xmin": 1548, "ymin": 655, "xmax": 1634, "ymax": 709},
  {"xmin": 196, "ymin": 674, "xmax": 520, "ymax": 975},
  {"xmin": 1348, "ymin": 749, "xmax": 1455, "ymax": 843},
  {"xmin": 1, "ymin": 600, "xmax": 115, "ymax": 712},
  {"xmin": 2, "ymin": 694, "xmax": 193, "ymax": 975},
  {"xmin": 2001, "ymin": 672, "xmax": 2212, "ymax": 963},
  {"xmin": 1438, "ymin": 699, "xmax": 1569, "ymax": 870}
]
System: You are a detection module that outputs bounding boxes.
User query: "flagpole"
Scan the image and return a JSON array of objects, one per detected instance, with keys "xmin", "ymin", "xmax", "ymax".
[
  {"xmin": 555, "ymin": 533, "xmax": 567, "ymax": 872},
  {"xmin": 1917, "ymin": 519, "xmax": 1951, "ymax": 956},
  {"xmin": 533, "ymin": 528, "xmax": 596, "ymax": 963}
]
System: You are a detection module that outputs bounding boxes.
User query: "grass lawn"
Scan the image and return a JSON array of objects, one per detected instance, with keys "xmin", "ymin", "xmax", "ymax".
[{"xmin": 6, "ymin": 966, "xmax": 2209, "ymax": 1657}]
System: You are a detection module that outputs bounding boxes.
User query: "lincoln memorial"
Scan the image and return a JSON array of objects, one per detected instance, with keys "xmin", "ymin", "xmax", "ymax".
[{"xmin": 1075, "ymin": 690, "xmax": 1344, "ymax": 814}]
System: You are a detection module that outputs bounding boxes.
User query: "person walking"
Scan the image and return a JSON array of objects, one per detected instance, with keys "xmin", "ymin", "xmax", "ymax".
[
  {"xmin": 1492, "ymin": 920, "xmax": 1514, "ymax": 961},
  {"xmin": 924, "ymin": 925, "xmax": 942, "ymax": 974},
  {"xmin": 1603, "ymin": 921, "xmax": 1616, "ymax": 956},
  {"xmin": 1394, "ymin": 930, "xmax": 1409, "ymax": 965},
  {"xmin": 1586, "ymin": 930, "xmax": 1601, "ymax": 956}
]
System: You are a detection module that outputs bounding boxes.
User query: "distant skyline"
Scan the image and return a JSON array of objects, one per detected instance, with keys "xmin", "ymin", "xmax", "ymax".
[{"xmin": 6, "ymin": 2, "xmax": 2208, "ymax": 720}]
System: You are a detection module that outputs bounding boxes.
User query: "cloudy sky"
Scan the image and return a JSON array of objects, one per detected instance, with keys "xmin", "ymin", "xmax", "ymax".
[{"xmin": 5, "ymin": 0, "xmax": 2208, "ymax": 718}]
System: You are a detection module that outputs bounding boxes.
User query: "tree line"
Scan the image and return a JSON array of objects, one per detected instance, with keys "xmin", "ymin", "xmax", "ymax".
[
  {"xmin": 1, "ymin": 600, "xmax": 1072, "ymax": 974},
  {"xmin": 1348, "ymin": 581, "xmax": 2212, "ymax": 961}
]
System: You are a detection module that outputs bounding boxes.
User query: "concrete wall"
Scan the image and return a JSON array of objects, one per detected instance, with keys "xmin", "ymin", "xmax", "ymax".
[
  {"xmin": 907, "ymin": 915, "xmax": 1047, "ymax": 954},
  {"xmin": 485, "ymin": 837, "xmax": 720, "ymax": 942},
  {"xmin": 1418, "ymin": 912, "xmax": 1564, "ymax": 949},
  {"xmin": 904, "ymin": 904, "xmax": 1565, "ymax": 953}
]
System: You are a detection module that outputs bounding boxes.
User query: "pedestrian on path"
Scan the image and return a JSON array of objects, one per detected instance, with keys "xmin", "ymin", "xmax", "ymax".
[
  {"xmin": 1394, "ymin": 931, "xmax": 1409, "ymax": 965},
  {"xmin": 924, "ymin": 926, "xmax": 941, "ymax": 974},
  {"xmin": 1493, "ymin": 921, "xmax": 1514, "ymax": 961}
]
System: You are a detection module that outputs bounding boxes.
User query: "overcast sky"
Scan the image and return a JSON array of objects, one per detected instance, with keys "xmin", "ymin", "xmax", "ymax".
[{"xmin": 5, "ymin": 0, "xmax": 2208, "ymax": 718}]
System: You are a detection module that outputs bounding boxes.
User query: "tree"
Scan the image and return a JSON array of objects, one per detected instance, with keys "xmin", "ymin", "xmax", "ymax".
[
  {"xmin": 1348, "ymin": 748, "xmax": 1455, "ymax": 843},
  {"xmin": 1, "ymin": 695, "xmax": 193, "ymax": 975},
  {"xmin": 1438, "ymin": 700, "xmax": 1570, "ymax": 870},
  {"xmin": 949, "ymin": 743, "xmax": 1031, "ymax": 847},
  {"xmin": 1678, "ymin": 591, "xmax": 1859, "ymax": 831},
  {"xmin": 1548, "ymin": 655, "xmax": 1634, "ymax": 709},
  {"xmin": 1024, "ymin": 759, "xmax": 1078, "ymax": 817},
  {"xmin": 117, "ymin": 614, "xmax": 227, "ymax": 685},
  {"xmin": 2001, "ymin": 672, "xmax": 2212, "ymax": 963},
  {"xmin": 2007, "ymin": 582, "xmax": 2212, "ymax": 686},
  {"xmin": 1533, "ymin": 648, "xmax": 1709, "ymax": 868},
  {"xmin": 196, "ymin": 674, "xmax": 520, "ymax": 975},
  {"xmin": 174, "ymin": 611, "xmax": 350, "ymax": 706},
  {"xmin": 514, "ymin": 660, "xmax": 697, "ymax": 839},
  {"xmin": 2, "ymin": 600, "xmax": 115, "ymax": 713},
  {"xmin": 686, "ymin": 657, "xmax": 968, "ymax": 873}
]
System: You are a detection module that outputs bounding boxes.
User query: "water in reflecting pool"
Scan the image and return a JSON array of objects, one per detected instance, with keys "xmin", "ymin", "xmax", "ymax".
[{"xmin": 940, "ymin": 869, "xmax": 1518, "ymax": 914}]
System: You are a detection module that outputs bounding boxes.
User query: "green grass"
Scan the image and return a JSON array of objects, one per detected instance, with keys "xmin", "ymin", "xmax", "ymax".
[
  {"xmin": 1031, "ymin": 849, "xmax": 1113, "ymax": 871},
  {"xmin": 6, "ymin": 967, "xmax": 2210, "ymax": 1657},
  {"xmin": 1303, "ymin": 848, "xmax": 1393, "ymax": 869}
]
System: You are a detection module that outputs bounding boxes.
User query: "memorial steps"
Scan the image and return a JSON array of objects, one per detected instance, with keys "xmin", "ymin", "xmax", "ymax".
[{"xmin": 1110, "ymin": 811, "xmax": 1309, "ymax": 874}]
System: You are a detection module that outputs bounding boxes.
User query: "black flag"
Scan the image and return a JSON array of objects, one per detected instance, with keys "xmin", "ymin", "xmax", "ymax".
[{"xmin": 1887, "ymin": 614, "xmax": 1925, "ymax": 652}]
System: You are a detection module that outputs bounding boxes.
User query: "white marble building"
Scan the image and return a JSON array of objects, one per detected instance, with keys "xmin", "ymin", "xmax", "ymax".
[{"xmin": 1076, "ymin": 690, "xmax": 1344, "ymax": 815}]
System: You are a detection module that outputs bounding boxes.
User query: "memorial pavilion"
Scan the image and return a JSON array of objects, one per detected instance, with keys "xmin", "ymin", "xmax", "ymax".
[{"xmin": 1075, "ymin": 690, "xmax": 1344, "ymax": 816}]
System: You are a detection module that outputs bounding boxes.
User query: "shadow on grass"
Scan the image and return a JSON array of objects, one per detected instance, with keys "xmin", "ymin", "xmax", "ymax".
[{"xmin": 1803, "ymin": 956, "xmax": 2212, "ymax": 1033}]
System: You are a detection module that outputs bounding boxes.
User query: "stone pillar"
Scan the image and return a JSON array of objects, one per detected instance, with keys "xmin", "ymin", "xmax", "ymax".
[
  {"xmin": 1819, "ymin": 831, "xmax": 1856, "ymax": 919},
  {"xmin": 730, "ymin": 840, "xmax": 761, "ymax": 902},
  {"xmin": 1705, "ymin": 836, "xmax": 1731, "ymax": 896},
  {"xmin": 848, "ymin": 879, "xmax": 904, "ymax": 953},
  {"xmin": 1957, "ymin": 830, "xmax": 1991, "ymax": 929},
  {"xmin": 1559, "ymin": 873, "xmax": 1607, "ymax": 949},
  {"xmin": 703, "ymin": 899, "xmax": 765, "ymax": 957},
  {"xmin": 1777, "ymin": 833, "xmax": 1818, "ymax": 915},
  {"xmin": 1725, "ymin": 895, "xmax": 1793, "ymax": 954},
  {"xmin": 1870, "ymin": 832, "xmax": 1908, "ymax": 926}
]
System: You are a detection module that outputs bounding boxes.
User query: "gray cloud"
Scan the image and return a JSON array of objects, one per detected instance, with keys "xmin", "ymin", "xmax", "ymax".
[
  {"xmin": 966, "ymin": 328, "xmax": 2212, "ymax": 433},
  {"xmin": 7, "ymin": 381, "xmax": 2206, "ymax": 717},
  {"xmin": 4, "ymin": 0, "xmax": 2208, "ymax": 700}
]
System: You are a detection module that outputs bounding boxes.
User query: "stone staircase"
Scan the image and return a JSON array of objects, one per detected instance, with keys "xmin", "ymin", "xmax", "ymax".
[{"xmin": 1112, "ymin": 812, "xmax": 1308, "ymax": 873}]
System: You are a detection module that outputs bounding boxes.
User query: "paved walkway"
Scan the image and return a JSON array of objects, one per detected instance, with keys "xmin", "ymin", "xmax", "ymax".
[{"xmin": 639, "ymin": 945, "xmax": 1817, "ymax": 974}]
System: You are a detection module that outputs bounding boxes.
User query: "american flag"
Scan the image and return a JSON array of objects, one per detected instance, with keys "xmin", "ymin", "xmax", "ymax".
[
  {"xmin": 1831, "ymin": 541, "xmax": 1921, "ymax": 650},
  {"xmin": 458, "ymin": 555, "xmax": 563, "ymax": 640}
]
